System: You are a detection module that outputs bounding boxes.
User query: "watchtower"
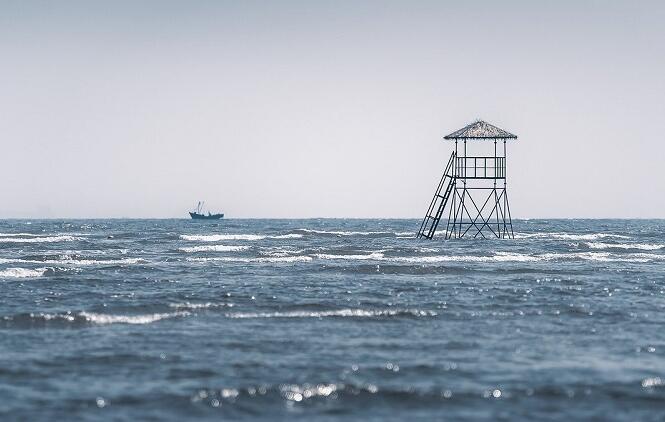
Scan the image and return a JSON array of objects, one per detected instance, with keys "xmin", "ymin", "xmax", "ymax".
[{"xmin": 417, "ymin": 120, "xmax": 517, "ymax": 239}]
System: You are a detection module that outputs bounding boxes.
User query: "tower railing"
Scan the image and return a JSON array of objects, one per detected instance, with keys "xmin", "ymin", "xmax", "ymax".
[{"xmin": 455, "ymin": 156, "xmax": 505, "ymax": 179}]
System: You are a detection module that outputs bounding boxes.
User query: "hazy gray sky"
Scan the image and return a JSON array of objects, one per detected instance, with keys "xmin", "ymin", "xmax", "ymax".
[{"xmin": 1, "ymin": 0, "xmax": 664, "ymax": 218}]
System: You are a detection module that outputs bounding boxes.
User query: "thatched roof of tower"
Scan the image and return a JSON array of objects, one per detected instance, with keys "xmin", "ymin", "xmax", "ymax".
[{"xmin": 444, "ymin": 120, "xmax": 517, "ymax": 140}]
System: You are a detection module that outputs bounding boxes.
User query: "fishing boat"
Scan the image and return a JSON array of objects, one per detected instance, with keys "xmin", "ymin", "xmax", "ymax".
[{"xmin": 189, "ymin": 201, "xmax": 224, "ymax": 220}]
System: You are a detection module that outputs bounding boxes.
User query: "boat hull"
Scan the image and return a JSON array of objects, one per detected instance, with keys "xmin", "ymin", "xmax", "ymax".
[{"xmin": 189, "ymin": 212, "xmax": 224, "ymax": 220}]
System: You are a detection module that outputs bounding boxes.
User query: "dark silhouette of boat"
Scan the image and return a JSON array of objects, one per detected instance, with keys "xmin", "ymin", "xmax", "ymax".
[{"xmin": 189, "ymin": 201, "xmax": 224, "ymax": 220}]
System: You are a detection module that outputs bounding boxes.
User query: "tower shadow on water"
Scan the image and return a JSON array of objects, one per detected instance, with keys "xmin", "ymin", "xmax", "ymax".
[{"xmin": 417, "ymin": 120, "xmax": 517, "ymax": 240}]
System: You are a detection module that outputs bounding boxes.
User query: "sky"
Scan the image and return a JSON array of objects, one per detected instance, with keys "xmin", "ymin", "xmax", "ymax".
[{"xmin": 1, "ymin": 0, "xmax": 664, "ymax": 218}]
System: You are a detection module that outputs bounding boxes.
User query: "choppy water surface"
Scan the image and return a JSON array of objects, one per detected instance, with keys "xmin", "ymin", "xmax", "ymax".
[{"xmin": 1, "ymin": 219, "xmax": 665, "ymax": 421}]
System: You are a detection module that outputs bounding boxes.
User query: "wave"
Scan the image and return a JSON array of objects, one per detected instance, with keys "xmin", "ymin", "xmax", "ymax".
[
  {"xmin": 0, "ymin": 233, "xmax": 47, "ymax": 237},
  {"xmin": 0, "ymin": 257, "xmax": 144, "ymax": 266},
  {"xmin": 188, "ymin": 250, "xmax": 665, "ymax": 264},
  {"xmin": 388, "ymin": 252, "xmax": 665, "ymax": 264},
  {"xmin": 181, "ymin": 234, "xmax": 303, "ymax": 242},
  {"xmin": 225, "ymin": 308, "xmax": 437, "ymax": 319},
  {"xmin": 0, "ymin": 267, "xmax": 48, "ymax": 278},
  {"xmin": 314, "ymin": 252, "xmax": 385, "ymax": 260},
  {"xmin": 389, "ymin": 252, "xmax": 540, "ymax": 263},
  {"xmin": 585, "ymin": 242, "xmax": 664, "ymax": 251},
  {"xmin": 0, "ymin": 235, "xmax": 83, "ymax": 243},
  {"xmin": 181, "ymin": 234, "xmax": 265, "ymax": 241},
  {"xmin": 188, "ymin": 256, "xmax": 312, "ymax": 263},
  {"xmin": 78, "ymin": 311, "xmax": 189, "ymax": 325},
  {"xmin": 515, "ymin": 232, "xmax": 630, "ymax": 240},
  {"xmin": 0, "ymin": 311, "xmax": 189, "ymax": 327},
  {"xmin": 179, "ymin": 245, "xmax": 250, "ymax": 253},
  {"xmin": 169, "ymin": 302, "xmax": 235, "ymax": 310},
  {"xmin": 0, "ymin": 232, "xmax": 89, "ymax": 237},
  {"xmin": 297, "ymin": 229, "xmax": 410, "ymax": 237}
]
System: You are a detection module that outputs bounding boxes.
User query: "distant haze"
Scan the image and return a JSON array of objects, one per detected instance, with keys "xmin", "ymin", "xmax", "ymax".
[{"xmin": 2, "ymin": 1, "xmax": 664, "ymax": 218}]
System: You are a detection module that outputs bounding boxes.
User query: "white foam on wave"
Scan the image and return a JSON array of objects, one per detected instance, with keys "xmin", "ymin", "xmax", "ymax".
[
  {"xmin": 169, "ymin": 302, "xmax": 234, "ymax": 310},
  {"xmin": 188, "ymin": 256, "xmax": 313, "ymax": 263},
  {"xmin": 259, "ymin": 247, "xmax": 307, "ymax": 258},
  {"xmin": 314, "ymin": 252, "xmax": 385, "ymax": 260},
  {"xmin": 272, "ymin": 234, "xmax": 304, "ymax": 239},
  {"xmin": 394, "ymin": 251, "xmax": 665, "ymax": 264},
  {"xmin": 395, "ymin": 232, "xmax": 416, "ymax": 237},
  {"xmin": 0, "ymin": 267, "xmax": 47, "ymax": 278},
  {"xmin": 0, "ymin": 233, "xmax": 46, "ymax": 237},
  {"xmin": 0, "ymin": 257, "xmax": 144, "ymax": 266},
  {"xmin": 585, "ymin": 242, "xmax": 664, "ymax": 251},
  {"xmin": 0, "ymin": 235, "xmax": 83, "ymax": 243},
  {"xmin": 179, "ymin": 245, "xmax": 250, "ymax": 253},
  {"xmin": 180, "ymin": 233, "xmax": 303, "ymax": 242},
  {"xmin": 390, "ymin": 252, "xmax": 540, "ymax": 263},
  {"xmin": 315, "ymin": 251, "xmax": 665, "ymax": 264},
  {"xmin": 537, "ymin": 252, "xmax": 664, "ymax": 263},
  {"xmin": 188, "ymin": 250, "xmax": 665, "ymax": 264},
  {"xmin": 181, "ymin": 234, "xmax": 265, "ymax": 241},
  {"xmin": 78, "ymin": 311, "xmax": 189, "ymax": 325},
  {"xmin": 225, "ymin": 308, "xmax": 437, "ymax": 319},
  {"xmin": 298, "ymin": 229, "xmax": 407, "ymax": 236},
  {"xmin": 515, "ymin": 232, "xmax": 630, "ymax": 241}
]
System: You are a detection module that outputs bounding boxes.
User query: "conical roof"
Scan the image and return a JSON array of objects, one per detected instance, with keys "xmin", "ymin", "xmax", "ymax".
[{"xmin": 444, "ymin": 120, "xmax": 517, "ymax": 140}]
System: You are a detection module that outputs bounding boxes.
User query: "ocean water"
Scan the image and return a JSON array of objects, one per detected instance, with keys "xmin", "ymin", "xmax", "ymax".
[{"xmin": 1, "ymin": 219, "xmax": 664, "ymax": 421}]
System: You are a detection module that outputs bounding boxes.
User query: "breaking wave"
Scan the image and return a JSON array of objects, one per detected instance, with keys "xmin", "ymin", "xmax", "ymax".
[
  {"xmin": 515, "ymin": 232, "xmax": 630, "ymax": 240},
  {"xmin": 188, "ymin": 256, "xmax": 313, "ymax": 263},
  {"xmin": 186, "ymin": 250, "xmax": 665, "ymax": 264},
  {"xmin": 0, "ymin": 311, "xmax": 190, "ymax": 327},
  {"xmin": 0, "ymin": 257, "xmax": 144, "ymax": 266},
  {"xmin": 181, "ymin": 234, "xmax": 303, "ymax": 242},
  {"xmin": 584, "ymin": 242, "xmax": 664, "ymax": 251},
  {"xmin": 225, "ymin": 308, "xmax": 438, "ymax": 319},
  {"xmin": 0, "ymin": 267, "xmax": 48, "ymax": 278},
  {"xmin": 179, "ymin": 245, "xmax": 250, "ymax": 253},
  {"xmin": 78, "ymin": 311, "xmax": 189, "ymax": 325},
  {"xmin": 0, "ymin": 235, "xmax": 83, "ymax": 243},
  {"xmin": 297, "ymin": 229, "xmax": 412, "ymax": 237},
  {"xmin": 169, "ymin": 302, "xmax": 235, "ymax": 310},
  {"xmin": 314, "ymin": 252, "xmax": 386, "ymax": 260},
  {"xmin": 181, "ymin": 234, "xmax": 265, "ymax": 241}
]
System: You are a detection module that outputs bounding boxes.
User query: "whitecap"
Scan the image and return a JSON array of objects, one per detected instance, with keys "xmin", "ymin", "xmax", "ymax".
[
  {"xmin": 515, "ymin": 232, "xmax": 630, "ymax": 240},
  {"xmin": 298, "ymin": 229, "xmax": 397, "ymax": 236},
  {"xmin": 169, "ymin": 302, "xmax": 234, "ymax": 310},
  {"xmin": 225, "ymin": 308, "xmax": 437, "ymax": 319},
  {"xmin": 0, "ymin": 267, "xmax": 47, "ymax": 278},
  {"xmin": 179, "ymin": 245, "xmax": 250, "ymax": 253},
  {"xmin": 395, "ymin": 232, "xmax": 416, "ymax": 237},
  {"xmin": 181, "ymin": 233, "xmax": 303, "ymax": 241},
  {"xmin": 539, "ymin": 252, "xmax": 658, "ymax": 263},
  {"xmin": 314, "ymin": 252, "xmax": 385, "ymax": 260},
  {"xmin": 78, "ymin": 311, "xmax": 189, "ymax": 325},
  {"xmin": 181, "ymin": 234, "xmax": 266, "ymax": 241},
  {"xmin": 585, "ymin": 242, "xmax": 664, "ymax": 251},
  {"xmin": 0, "ymin": 233, "xmax": 46, "ymax": 237},
  {"xmin": 0, "ymin": 257, "xmax": 144, "ymax": 266},
  {"xmin": 188, "ymin": 256, "xmax": 312, "ymax": 263},
  {"xmin": 390, "ymin": 252, "xmax": 539, "ymax": 263},
  {"xmin": 0, "ymin": 235, "xmax": 83, "ymax": 243},
  {"xmin": 271, "ymin": 234, "xmax": 304, "ymax": 239}
]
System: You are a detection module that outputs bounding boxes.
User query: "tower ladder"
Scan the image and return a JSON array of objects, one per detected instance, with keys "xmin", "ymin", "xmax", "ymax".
[{"xmin": 417, "ymin": 151, "xmax": 456, "ymax": 239}]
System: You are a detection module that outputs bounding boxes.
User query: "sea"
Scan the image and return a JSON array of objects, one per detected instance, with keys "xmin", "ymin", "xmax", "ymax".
[{"xmin": 1, "ymin": 219, "xmax": 664, "ymax": 421}]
